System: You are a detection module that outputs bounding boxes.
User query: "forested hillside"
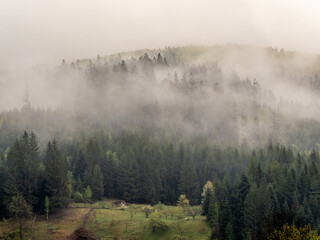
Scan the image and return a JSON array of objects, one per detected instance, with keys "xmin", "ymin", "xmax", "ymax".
[{"xmin": 2, "ymin": 45, "xmax": 320, "ymax": 239}]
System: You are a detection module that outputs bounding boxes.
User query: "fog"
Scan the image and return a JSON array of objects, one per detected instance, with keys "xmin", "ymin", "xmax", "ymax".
[
  {"xmin": 1, "ymin": 1, "xmax": 320, "ymax": 149},
  {"xmin": 1, "ymin": 0, "xmax": 320, "ymax": 69}
]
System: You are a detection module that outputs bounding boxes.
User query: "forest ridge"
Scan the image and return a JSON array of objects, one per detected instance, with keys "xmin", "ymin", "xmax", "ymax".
[{"xmin": 1, "ymin": 45, "xmax": 320, "ymax": 239}]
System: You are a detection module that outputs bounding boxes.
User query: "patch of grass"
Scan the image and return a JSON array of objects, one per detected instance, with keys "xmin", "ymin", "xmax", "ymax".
[{"xmin": 0, "ymin": 200, "xmax": 211, "ymax": 240}]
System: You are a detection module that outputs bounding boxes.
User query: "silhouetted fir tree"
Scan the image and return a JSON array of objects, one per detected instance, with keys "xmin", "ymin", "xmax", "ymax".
[
  {"xmin": 139, "ymin": 147, "xmax": 156, "ymax": 203},
  {"xmin": 233, "ymin": 174, "xmax": 250, "ymax": 239},
  {"xmin": 117, "ymin": 154, "xmax": 140, "ymax": 202},
  {"xmin": 83, "ymin": 169, "xmax": 92, "ymax": 189},
  {"xmin": 163, "ymin": 143, "xmax": 179, "ymax": 204},
  {"xmin": 225, "ymin": 222, "xmax": 235, "ymax": 240},
  {"xmin": 263, "ymin": 183, "xmax": 277, "ymax": 236},
  {"xmin": 101, "ymin": 151, "xmax": 118, "ymax": 197},
  {"xmin": 91, "ymin": 164, "xmax": 104, "ymax": 200},
  {"xmin": 178, "ymin": 154, "xmax": 200, "ymax": 205},
  {"xmin": 309, "ymin": 148, "xmax": 319, "ymax": 163},
  {"xmin": 74, "ymin": 150, "xmax": 87, "ymax": 180},
  {"xmin": 4, "ymin": 132, "xmax": 40, "ymax": 209},
  {"xmin": 153, "ymin": 168, "xmax": 162, "ymax": 203},
  {"xmin": 243, "ymin": 183, "xmax": 260, "ymax": 240},
  {"xmin": 24, "ymin": 132, "xmax": 40, "ymax": 206},
  {"xmin": 0, "ymin": 165, "xmax": 7, "ymax": 218},
  {"xmin": 74, "ymin": 175, "xmax": 83, "ymax": 193},
  {"xmin": 217, "ymin": 176, "xmax": 233, "ymax": 239},
  {"xmin": 309, "ymin": 174, "xmax": 320, "ymax": 222},
  {"xmin": 297, "ymin": 165, "xmax": 309, "ymax": 203},
  {"xmin": 286, "ymin": 168, "xmax": 297, "ymax": 207},
  {"xmin": 202, "ymin": 187, "xmax": 214, "ymax": 216},
  {"xmin": 85, "ymin": 139, "xmax": 102, "ymax": 172},
  {"xmin": 44, "ymin": 141, "xmax": 69, "ymax": 212},
  {"xmin": 302, "ymin": 197, "xmax": 313, "ymax": 224},
  {"xmin": 5, "ymin": 140, "xmax": 24, "ymax": 200},
  {"xmin": 248, "ymin": 155, "xmax": 263, "ymax": 186}
]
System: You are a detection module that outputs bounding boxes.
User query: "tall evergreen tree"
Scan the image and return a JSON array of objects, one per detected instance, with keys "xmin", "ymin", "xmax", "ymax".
[
  {"xmin": 178, "ymin": 154, "xmax": 200, "ymax": 205},
  {"xmin": 44, "ymin": 141, "xmax": 69, "ymax": 212},
  {"xmin": 4, "ymin": 132, "xmax": 40, "ymax": 209},
  {"xmin": 91, "ymin": 164, "xmax": 104, "ymax": 200}
]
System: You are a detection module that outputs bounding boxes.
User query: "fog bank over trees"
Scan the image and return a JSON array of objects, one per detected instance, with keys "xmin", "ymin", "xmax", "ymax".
[{"xmin": 1, "ymin": 45, "xmax": 320, "ymax": 150}]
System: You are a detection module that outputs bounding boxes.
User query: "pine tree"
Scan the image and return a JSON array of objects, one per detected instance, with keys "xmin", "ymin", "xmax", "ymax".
[
  {"xmin": 5, "ymin": 132, "xmax": 40, "ymax": 209},
  {"xmin": 117, "ymin": 152, "xmax": 140, "ymax": 202},
  {"xmin": 91, "ymin": 164, "xmax": 104, "ymax": 200},
  {"xmin": 85, "ymin": 185, "xmax": 92, "ymax": 202},
  {"xmin": 243, "ymin": 183, "xmax": 261, "ymax": 239},
  {"xmin": 139, "ymin": 147, "xmax": 156, "ymax": 203},
  {"xmin": 233, "ymin": 174, "xmax": 250, "ymax": 239},
  {"xmin": 225, "ymin": 222, "xmax": 235, "ymax": 240},
  {"xmin": 202, "ymin": 187, "xmax": 214, "ymax": 216},
  {"xmin": 44, "ymin": 141, "xmax": 69, "ymax": 212},
  {"xmin": 178, "ymin": 154, "xmax": 200, "ymax": 205},
  {"xmin": 44, "ymin": 195, "xmax": 50, "ymax": 220},
  {"xmin": 85, "ymin": 139, "xmax": 102, "ymax": 172},
  {"xmin": 102, "ymin": 151, "xmax": 119, "ymax": 197},
  {"xmin": 0, "ymin": 165, "xmax": 7, "ymax": 218}
]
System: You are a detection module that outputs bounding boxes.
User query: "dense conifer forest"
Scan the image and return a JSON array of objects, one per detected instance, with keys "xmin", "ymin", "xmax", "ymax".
[{"xmin": 2, "ymin": 46, "xmax": 320, "ymax": 239}]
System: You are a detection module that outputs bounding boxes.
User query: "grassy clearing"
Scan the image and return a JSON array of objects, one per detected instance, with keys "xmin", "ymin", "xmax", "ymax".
[{"xmin": 0, "ymin": 199, "xmax": 211, "ymax": 240}]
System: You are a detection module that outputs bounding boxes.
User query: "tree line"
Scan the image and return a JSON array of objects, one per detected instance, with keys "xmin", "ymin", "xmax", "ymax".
[
  {"xmin": 1, "ymin": 130, "xmax": 320, "ymax": 239},
  {"xmin": 202, "ymin": 145, "xmax": 320, "ymax": 239}
]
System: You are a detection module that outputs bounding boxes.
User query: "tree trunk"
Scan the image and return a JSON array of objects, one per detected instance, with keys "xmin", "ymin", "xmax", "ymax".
[{"xmin": 47, "ymin": 211, "xmax": 48, "ymax": 220}]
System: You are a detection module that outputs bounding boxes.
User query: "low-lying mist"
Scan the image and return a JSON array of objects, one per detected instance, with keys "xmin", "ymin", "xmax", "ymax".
[{"xmin": 1, "ymin": 45, "xmax": 320, "ymax": 149}]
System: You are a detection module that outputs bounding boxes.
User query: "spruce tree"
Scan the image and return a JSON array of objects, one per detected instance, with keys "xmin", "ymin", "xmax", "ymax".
[
  {"xmin": 178, "ymin": 154, "xmax": 200, "ymax": 205},
  {"xmin": 91, "ymin": 164, "xmax": 104, "ymax": 200},
  {"xmin": 202, "ymin": 187, "xmax": 214, "ymax": 216},
  {"xmin": 44, "ymin": 141, "xmax": 69, "ymax": 212},
  {"xmin": 5, "ymin": 132, "xmax": 40, "ymax": 209},
  {"xmin": 139, "ymin": 147, "xmax": 156, "ymax": 203}
]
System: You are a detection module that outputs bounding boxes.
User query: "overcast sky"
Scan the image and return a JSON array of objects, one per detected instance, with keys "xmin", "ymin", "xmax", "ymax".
[{"xmin": 1, "ymin": 0, "xmax": 320, "ymax": 68}]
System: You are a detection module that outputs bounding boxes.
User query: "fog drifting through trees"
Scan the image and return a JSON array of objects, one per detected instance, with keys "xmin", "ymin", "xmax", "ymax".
[
  {"xmin": 1, "ymin": 45, "xmax": 320, "ymax": 150},
  {"xmin": 2, "ymin": 2, "xmax": 320, "ymax": 239}
]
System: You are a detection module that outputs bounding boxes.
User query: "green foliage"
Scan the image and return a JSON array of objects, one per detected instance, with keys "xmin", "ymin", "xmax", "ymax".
[
  {"xmin": 2, "ymin": 124, "xmax": 320, "ymax": 239},
  {"xmin": 67, "ymin": 171, "xmax": 75, "ymax": 198},
  {"xmin": 8, "ymin": 194, "xmax": 32, "ymax": 220},
  {"xmin": 177, "ymin": 195, "xmax": 190, "ymax": 209},
  {"xmin": 91, "ymin": 165, "xmax": 104, "ymax": 200},
  {"xmin": 178, "ymin": 155, "xmax": 200, "ymax": 205},
  {"xmin": 268, "ymin": 224, "xmax": 320, "ymax": 240},
  {"xmin": 149, "ymin": 213, "xmax": 169, "ymax": 233},
  {"xmin": 73, "ymin": 191, "xmax": 83, "ymax": 202},
  {"xmin": 202, "ymin": 187, "xmax": 214, "ymax": 216},
  {"xmin": 188, "ymin": 206, "xmax": 202, "ymax": 219},
  {"xmin": 44, "ymin": 195, "xmax": 50, "ymax": 220},
  {"xmin": 44, "ymin": 140, "xmax": 69, "ymax": 212},
  {"xmin": 7, "ymin": 194, "xmax": 32, "ymax": 240},
  {"xmin": 85, "ymin": 185, "xmax": 93, "ymax": 202},
  {"xmin": 127, "ymin": 205, "xmax": 139, "ymax": 220},
  {"xmin": 141, "ymin": 205, "xmax": 154, "ymax": 218},
  {"xmin": 5, "ymin": 132, "xmax": 40, "ymax": 209}
]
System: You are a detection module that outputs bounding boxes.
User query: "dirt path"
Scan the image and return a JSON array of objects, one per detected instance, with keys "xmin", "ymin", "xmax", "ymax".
[
  {"xmin": 69, "ymin": 208, "xmax": 97, "ymax": 240},
  {"xmin": 82, "ymin": 208, "xmax": 93, "ymax": 227}
]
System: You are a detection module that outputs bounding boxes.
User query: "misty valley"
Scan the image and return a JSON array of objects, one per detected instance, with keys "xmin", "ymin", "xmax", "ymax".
[{"xmin": 2, "ymin": 45, "xmax": 320, "ymax": 239}]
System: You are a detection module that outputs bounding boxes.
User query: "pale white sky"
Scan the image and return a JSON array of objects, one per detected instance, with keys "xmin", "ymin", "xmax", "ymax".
[{"xmin": 1, "ymin": 0, "xmax": 320, "ymax": 68}]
